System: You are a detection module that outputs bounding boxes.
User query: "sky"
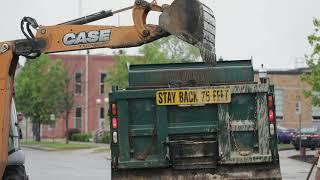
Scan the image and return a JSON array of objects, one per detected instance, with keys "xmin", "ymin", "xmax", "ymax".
[{"xmin": 1, "ymin": 0, "xmax": 320, "ymax": 69}]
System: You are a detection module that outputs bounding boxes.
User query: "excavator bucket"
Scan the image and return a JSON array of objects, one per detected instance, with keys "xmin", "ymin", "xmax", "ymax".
[{"xmin": 159, "ymin": 0, "xmax": 216, "ymax": 64}]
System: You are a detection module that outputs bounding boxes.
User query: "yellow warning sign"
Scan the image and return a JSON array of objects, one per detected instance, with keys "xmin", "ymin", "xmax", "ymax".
[{"xmin": 156, "ymin": 88, "xmax": 231, "ymax": 105}]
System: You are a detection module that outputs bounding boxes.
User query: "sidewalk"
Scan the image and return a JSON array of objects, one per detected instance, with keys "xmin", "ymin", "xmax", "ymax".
[{"xmin": 280, "ymin": 149, "xmax": 317, "ymax": 180}]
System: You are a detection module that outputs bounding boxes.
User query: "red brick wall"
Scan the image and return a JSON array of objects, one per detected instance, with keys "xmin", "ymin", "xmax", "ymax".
[{"xmin": 42, "ymin": 54, "xmax": 115, "ymax": 138}]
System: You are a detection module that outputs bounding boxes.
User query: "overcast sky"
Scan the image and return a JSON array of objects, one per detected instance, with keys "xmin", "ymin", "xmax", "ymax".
[{"xmin": 1, "ymin": 0, "xmax": 319, "ymax": 69}]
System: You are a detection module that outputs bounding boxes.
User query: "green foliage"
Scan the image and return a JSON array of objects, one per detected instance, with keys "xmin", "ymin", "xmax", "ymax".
[
  {"xmin": 95, "ymin": 132, "xmax": 110, "ymax": 144},
  {"xmin": 149, "ymin": 36, "xmax": 200, "ymax": 62},
  {"xmin": 67, "ymin": 128, "xmax": 81, "ymax": 140},
  {"xmin": 15, "ymin": 54, "xmax": 70, "ymax": 140},
  {"xmin": 71, "ymin": 133, "xmax": 93, "ymax": 142},
  {"xmin": 107, "ymin": 36, "xmax": 200, "ymax": 88},
  {"xmin": 301, "ymin": 18, "xmax": 320, "ymax": 106}
]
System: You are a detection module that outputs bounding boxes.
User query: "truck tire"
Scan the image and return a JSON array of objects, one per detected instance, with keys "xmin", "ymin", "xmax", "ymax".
[{"xmin": 3, "ymin": 165, "xmax": 28, "ymax": 180}]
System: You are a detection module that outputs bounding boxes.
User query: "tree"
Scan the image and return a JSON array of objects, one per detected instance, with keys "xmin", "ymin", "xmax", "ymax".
[
  {"xmin": 15, "ymin": 54, "xmax": 70, "ymax": 141},
  {"xmin": 301, "ymin": 18, "xmax": 320, "ymax": 106},
  {"xmin": 62, "ymin": 74, "xmax": 74, "ymax": 144},
  {"xmin": 150, "ymin": 36, "xmax": 201, "ymax": 62},
  {"xmin": 107, "ymin": 36, "xmax": 200, "ymax": 87}
]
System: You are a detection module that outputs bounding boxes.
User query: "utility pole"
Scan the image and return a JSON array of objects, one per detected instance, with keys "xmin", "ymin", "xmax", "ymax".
[
  {"xmin": 79, "ymin": 0, "xmax": 89, "ymax": 132},
  {"xmin": 85, "ymin": 49, "xmax": 89, "ymax": 132},
  {"xmin": 296, "ymin": 79, "xmax": 304, "ymax": 157}
]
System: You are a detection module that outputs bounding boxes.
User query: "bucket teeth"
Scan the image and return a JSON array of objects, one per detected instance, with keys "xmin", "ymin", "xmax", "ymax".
[{"xmin": 159, "ymin": 0, "xmax": 216, "ymax": 64}]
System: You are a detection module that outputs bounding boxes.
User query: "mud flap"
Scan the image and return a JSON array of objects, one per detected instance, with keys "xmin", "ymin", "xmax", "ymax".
[{"xmin": 159, "ymin": 0, "xmax": 216, "ymax": 64}]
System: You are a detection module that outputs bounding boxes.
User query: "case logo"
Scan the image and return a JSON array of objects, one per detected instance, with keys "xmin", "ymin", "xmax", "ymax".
[{"xmin": 63, "ymin": 29, "xmax": 111, "ymax": 46}]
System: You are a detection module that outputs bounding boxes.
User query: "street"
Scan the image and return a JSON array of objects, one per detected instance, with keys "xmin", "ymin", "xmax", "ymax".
[
  {"xmin": 23, "ymin": 148, "xmax": 111, "ymax": 180},
  {"xmin": 23, "ymin": 147, "xmax": 319, "ymax": 180}
]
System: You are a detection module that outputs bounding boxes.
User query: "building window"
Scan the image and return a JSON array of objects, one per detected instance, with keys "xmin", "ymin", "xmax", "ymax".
[
  {"xmin": 99, "ymin": 107, "xmax": 105, "ymax": 129},
  {"xmin": 274, "ymin": 89, "xmax": 284, "ymax": 121},
  {"xmin": 312, "ymin": 106, "xmax": 320, "ymax": 121},
  {"xmin": 75, "ymin": 107, "xmax": 82, "ymax": 129},
  {"xmin": 49, "ymin": 122, "xmax": 56, "ymax": 129},
  {"xmin": 75, "ymin": 72, "xmax": 82, "ymax": 95},
  {"xmin": 100, "ymin": 107, "xmax": 105, "ymax": 119},
  {"xmin": 100, "ymin": 73, "xmax": 107, "ymax": 94}
]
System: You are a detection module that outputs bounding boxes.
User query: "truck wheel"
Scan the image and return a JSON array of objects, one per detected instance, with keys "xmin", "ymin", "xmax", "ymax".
[{"xmin": 3, "ymin": 165, "xmax": 28, "ymax": 180}]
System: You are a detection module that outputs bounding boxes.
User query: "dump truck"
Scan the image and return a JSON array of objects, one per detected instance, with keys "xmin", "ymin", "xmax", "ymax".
[{"xmin": 109, "ymin": 60, "xmax": 282, "ymax": 179}]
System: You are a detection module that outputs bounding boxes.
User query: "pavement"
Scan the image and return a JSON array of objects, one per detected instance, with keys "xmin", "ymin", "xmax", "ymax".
[
  {"xmin": 280, "ymin": 149, "xmax": 317, "ymax": 180},
  {"xmin": 23, "ymin": 147, "xmax": 111, "ymax": 180}
]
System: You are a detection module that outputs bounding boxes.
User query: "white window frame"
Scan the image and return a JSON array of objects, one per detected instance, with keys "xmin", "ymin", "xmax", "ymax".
[
  {"xmin": 274, "ymin": 88, "xmax": 284, "ymax": 121},
  {"xmin": 75, "ymin": 72, "xmax": 83, "ymax": 96},
  {"xmin": 98, "ymin": 107, "xmax": 105, "ymax": 129},
  {"xmin": 100, "ymin": 73, "xmax": 107, "ymax": 95},
  {"xmin": 312, "ymin": 106, "xmax": 320, "ymax": 122},
  {"xmin": 74, "ymin": 106, "xmax": 82, "ymax": 129}
]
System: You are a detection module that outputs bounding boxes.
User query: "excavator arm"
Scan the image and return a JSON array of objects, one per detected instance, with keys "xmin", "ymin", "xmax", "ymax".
[
  {"xmin": 7, "ymin": 0, "xmax": 169, "ymax": 56},
  {"xmin": 0, "ymin": 0, "xmax": 216, "ymax": 177}
]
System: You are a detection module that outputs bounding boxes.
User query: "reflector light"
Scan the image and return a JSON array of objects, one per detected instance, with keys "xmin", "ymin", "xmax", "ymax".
[
  {"xmin": 113, "ymin": 132, "xmax": 118, "ymax": 143},
  {"xmin": 111, "ymin": 103, "xmax": 117, "ymax": 116},
  {"xmin": 268, "ymin": 109, "xmax": 274, "ymax": 123},
  {"xmin": 267, "ymin": 95, "xmax": 273, "ymax": 108},
  {"xmin": 112, "ymin": 118, "xmax": 118, "ymax": 129}
]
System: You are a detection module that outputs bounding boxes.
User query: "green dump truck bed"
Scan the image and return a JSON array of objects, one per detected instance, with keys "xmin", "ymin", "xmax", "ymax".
[{"xmin": 109, "ymin": 60, "xmax": 281, "ymax": 179}]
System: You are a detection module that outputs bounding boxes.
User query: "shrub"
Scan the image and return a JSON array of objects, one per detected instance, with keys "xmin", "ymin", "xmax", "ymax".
[
  {"xmin": 66, "ymin": 128, "xmax": 81, "ymax": 140},
  {"xmin": 96, "ymin": 132, "xmax": 111, "ymax": 144},
  {"xmin": 71, "ymin": 133, "xmax": 92, "ymax": 142}
]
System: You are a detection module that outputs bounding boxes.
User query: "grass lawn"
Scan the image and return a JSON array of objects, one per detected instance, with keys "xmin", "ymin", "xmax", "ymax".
[
  {"xmin": 92, "ymin": 147, "xmax": 110, "ymax": 154},
  {"xmin": 22, "ymin": 140, "xmax": 98, "ymax": 151},
  {"xmin": 278, "ymin": 143, "xmax": 294, "ymax": 150}
]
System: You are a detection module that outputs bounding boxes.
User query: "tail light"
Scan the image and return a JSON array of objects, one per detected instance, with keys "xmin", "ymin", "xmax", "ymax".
[
  {"xmin": 268, "ymin": 109, "xmax": 274, "ymax": 123},
  {"xmin": 111, "ymin": 103, "xmax": 117, "ymax": 116},
  {"xmin": 111, "ymin": 102, "xmax": 118, "ymax": 144},
  {"xmin": 267, "ymin": 95, "xmax": 275, "ymax": 123},
  {"xmin": 112, "ymin": 117, "xmax": 118, "ymax": 129}
]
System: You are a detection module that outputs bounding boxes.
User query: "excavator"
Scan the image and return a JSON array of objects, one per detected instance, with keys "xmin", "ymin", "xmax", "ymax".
[{"xmin": 0, "ymin": 0, "xmax": 215, "ymax": 179}]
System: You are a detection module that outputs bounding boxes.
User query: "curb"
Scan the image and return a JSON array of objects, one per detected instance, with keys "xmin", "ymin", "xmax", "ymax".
[
  {"xmin": 21, "ymin": 144, "xmax": 56, "ymax": 151},
  {"xmin": 278, "ymin": 148, "xmax": 294, "ymax": 151}
]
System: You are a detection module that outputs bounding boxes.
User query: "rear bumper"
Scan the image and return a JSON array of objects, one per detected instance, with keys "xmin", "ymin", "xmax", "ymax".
[{"xmin": 112, "ymin": 164, "xmax": 281, "ymax": 180}]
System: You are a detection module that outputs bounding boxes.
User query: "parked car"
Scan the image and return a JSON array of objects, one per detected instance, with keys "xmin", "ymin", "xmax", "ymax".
[
  {"xmin": 292, "ymin": 127, "xmax": 320, "ymax": 150},
  {"xmin": 277, "ymin": 126, "xmax": 293, "ymax": 144}
]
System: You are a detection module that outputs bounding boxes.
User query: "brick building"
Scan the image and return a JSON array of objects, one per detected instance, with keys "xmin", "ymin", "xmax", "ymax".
[
  {"xmin": 255, "ymin": 68, "xmax": 320, "ymax": 129},
  {"xmin": 40, "ymin": 54, "xmax": 116, "ymax": 138}
]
